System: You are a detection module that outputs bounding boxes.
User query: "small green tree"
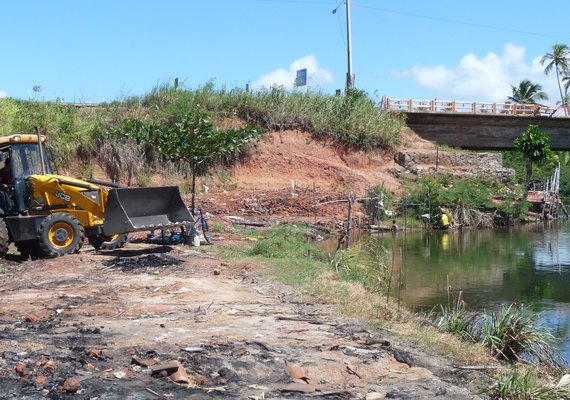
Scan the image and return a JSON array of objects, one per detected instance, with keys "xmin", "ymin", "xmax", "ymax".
[
  {"xmin": 108, "ymin": 110, "xmax": 265, "ymax": 212},
  {"xmin": 513, "ymin": 125, "xmax": 553, "ymax": 197},
  {"xmin": 156, "ymin": 110, "xmax": 265, "ymax": 213}
]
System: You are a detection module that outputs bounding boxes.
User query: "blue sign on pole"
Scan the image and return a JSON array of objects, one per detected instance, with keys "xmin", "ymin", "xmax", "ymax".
[{"xmin": 296, "ymin": 68, "xmax": 307, "ymax": 87}]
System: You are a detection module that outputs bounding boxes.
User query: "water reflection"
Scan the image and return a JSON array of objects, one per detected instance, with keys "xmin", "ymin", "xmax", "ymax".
[{"xmin": 323, "ymin": 222, "xmax": 570, "ymax": 362}]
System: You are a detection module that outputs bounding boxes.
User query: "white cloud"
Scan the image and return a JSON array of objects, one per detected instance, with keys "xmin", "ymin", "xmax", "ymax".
[
  {"xmin": 251, "ymin": 54, "xmax": 334, "ymax": 90},
  {"xmin": 0, "ymin": 90, "xmax": 7, "ymax": 98},
  {"xmin": 400, "ymin": 43, "xmax": 560, "ymax": 104}
]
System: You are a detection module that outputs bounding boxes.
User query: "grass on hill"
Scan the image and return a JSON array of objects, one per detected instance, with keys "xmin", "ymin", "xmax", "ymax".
[{"xmin": 0, "ymin": 84, "xmax": 405, "ymax": 185}]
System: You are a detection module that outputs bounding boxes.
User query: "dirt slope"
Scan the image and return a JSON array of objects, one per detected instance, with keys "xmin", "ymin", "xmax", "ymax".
[
  {"xmin": 190, "ymin": 128, "xmax": 435, "ymax": 228},
  {"xmin": 208, "ymin": 129, "xmax": 429, "ymax": 195}
]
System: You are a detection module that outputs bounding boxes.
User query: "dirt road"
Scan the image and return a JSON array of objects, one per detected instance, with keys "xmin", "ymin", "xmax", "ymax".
[{"xmin": 0, "ymin": 240, "xmax": 485, "ymax": 399}]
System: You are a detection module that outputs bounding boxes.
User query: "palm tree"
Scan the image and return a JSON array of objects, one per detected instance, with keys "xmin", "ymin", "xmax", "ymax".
[
  {"xmin": 541, "ymin": 43, "xmax": 570, "ymax": 115},
  {"xmin": 508, "ymin": 80, "xmax": 549, "ymax": 103},
  {"xmin": 563, "ymin": 75, "xmax": 570, "ymax": 94}
]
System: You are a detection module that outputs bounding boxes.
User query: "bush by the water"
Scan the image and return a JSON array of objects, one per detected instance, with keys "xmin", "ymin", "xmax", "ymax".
[
  {"xmin": 435, "ymin": 299, "xmax": 564, "ymax": 369},
  {"xmin": 403, "ymin": 174, "xmax": 528, "ymax": 227}
]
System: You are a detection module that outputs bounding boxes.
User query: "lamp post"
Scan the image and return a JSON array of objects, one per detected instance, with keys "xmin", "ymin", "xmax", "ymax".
[{"xmin": 333, "ymin": 0, "xmax": 354, "ymax": 91}]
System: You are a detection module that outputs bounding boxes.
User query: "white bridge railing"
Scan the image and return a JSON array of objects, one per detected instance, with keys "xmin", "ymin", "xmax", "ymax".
[{"xmin": 383, "ymin": 98, "xmax": 557, "ymax": 117}]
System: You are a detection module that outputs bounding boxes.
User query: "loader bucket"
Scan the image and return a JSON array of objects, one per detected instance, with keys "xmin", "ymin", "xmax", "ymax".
[{"xmin": 102, "ymin": 186, "xmax": 194, "ymax": 236}]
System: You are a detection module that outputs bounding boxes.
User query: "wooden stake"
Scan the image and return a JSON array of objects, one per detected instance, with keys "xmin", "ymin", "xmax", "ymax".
[{"xmin": 346, "ymin": 195, "xmax": 354, "ymax": 250}]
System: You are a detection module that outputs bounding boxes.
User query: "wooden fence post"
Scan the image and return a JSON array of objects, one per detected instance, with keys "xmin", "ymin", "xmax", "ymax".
[{"xmin": 345, "ymin": 195, "xmax": 354, "ymax": 250}]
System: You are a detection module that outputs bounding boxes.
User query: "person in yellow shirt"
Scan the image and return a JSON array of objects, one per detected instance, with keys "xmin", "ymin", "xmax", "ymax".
[{"xmin": 440, "ymin": 209, "xmax": 450, "ymax": 229}]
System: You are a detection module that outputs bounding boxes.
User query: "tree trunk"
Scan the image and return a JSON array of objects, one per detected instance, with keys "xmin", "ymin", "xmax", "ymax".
[
  {"xmin": 191, "ymin": 159, "xmax": 196, "ymax": 215},
  {"xmin": 524, "ymin": 158, "xmax": 532, "ymax": 200},
  {"xmin": 556, "ymin": 67, "xmax": 568, "ymax": 116}
]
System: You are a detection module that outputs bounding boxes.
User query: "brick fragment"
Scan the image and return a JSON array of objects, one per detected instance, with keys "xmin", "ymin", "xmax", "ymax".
[
  {"xmin": 61, "ymin": 377, "xmax": 80, "ymax": 393},
  {"xmin": 151, "ymin": 361, "xmax": 182, "ymax": 376},
  {"xmin": 25, "ymin": 314, "xmax": 39, "ymax": 323},
  {"xmin": 131, "ymin": 356, "xmax": 157, "ymax": 367},
  {"xmin": 34, "ymin": 376, "xmax": 47, "ymax": 385},
  {"xmin": 15, "ymin": 362, "xmax": 29, "ymax": 376}
]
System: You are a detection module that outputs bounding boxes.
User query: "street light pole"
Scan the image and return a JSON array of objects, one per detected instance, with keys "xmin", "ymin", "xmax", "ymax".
[{"xmin": 345, "ymin": 0, "xmax": 353, "ymax": 91}]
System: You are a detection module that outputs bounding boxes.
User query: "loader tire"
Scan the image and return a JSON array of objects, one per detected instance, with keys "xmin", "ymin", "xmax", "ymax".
[
  {"xmin": 38, "ymin": 213, "xmax": 84, "ymax": 257},
  {"xmin": 0, "ymin": 219, "xmax": 9, "ymax": 256},
  {"xmin": 88, "ymin": 233, "xmax": 128, "ymax": 251}
]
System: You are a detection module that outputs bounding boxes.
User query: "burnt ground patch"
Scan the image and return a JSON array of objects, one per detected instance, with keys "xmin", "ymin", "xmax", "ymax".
[{"xmin": 101, "ymin": 253, "xmax": 183, "ymax": 273}]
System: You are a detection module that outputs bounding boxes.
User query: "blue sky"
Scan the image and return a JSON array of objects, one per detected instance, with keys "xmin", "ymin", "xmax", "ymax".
[{"xmin": 1, "ymin": 0, "xmax": 569, "ymax": 105}]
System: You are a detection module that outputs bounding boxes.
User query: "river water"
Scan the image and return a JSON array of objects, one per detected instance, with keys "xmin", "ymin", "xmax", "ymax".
[{"xmin": 325, "ymin": 222, "xmax": 570, "ymax": 363}]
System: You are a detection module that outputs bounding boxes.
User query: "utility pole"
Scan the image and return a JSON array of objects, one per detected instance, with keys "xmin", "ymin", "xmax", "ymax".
[
  {"xmin": 332, "ymin": 0, "xmax": 354, "ymax": 92},
  {"xmin": 345, "ymin": 0, "xmax": 354, "ymax": 91}
]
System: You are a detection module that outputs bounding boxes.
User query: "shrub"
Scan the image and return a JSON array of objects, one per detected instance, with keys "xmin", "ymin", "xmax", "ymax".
[
  {"xmin": 403, "ymin": 174, "xmax": 523, "ymax": 227},
  {"xmin": 486, "ymin": 367, "xmax": 570, "ymax": 400},
  {"xmin": 330, "ymin": 237, "xmax": 390, "ymax": 293},
  {"xmin": 432, "ymin": 297, "xmax": 564, "ymax": 368},
  {"xmin": 476, "ymin": 304, "xmax": 562, "ymax": 367}
]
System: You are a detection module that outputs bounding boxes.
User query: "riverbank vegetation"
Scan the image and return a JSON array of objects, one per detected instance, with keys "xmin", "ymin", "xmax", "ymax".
[
  {"xmin": 368, "ymin": 172, "xmax": 529, "ymax": 230},
  {"xmin": 382, "ymin": 125, "xmax": 566, "ymax": 229},
  {"xmin": 435, "ymin": 295, "xmax": 563, "ymax": 368},
  {"xmin": 486, "ymin": 366, "xmax": 570, "ymax": 400}
]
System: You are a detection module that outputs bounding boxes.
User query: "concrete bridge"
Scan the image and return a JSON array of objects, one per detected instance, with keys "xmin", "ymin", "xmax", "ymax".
[
  {"xmin": 383, "ymin": 98, "xmax": 570, "ymax": 150},
  {"xmin": 404, "ymin": 112, "xmax": 570, "ymax": 150}
]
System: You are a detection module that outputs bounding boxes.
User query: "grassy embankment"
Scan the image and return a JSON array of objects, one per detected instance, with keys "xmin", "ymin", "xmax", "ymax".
[{"xmin": 0, "ymin": 84, "xmax": 404, "ymax": 188}]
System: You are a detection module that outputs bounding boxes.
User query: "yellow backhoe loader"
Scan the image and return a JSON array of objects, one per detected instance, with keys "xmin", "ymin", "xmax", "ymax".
[{"xmin": 0, "ymin": 131, "xmax": 194, "ymax": 258}]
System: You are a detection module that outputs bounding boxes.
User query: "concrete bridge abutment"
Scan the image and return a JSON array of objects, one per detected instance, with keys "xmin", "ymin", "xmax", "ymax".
[{"xmin": 404, "ymin": 112, "xmax": 570, "ymax": 151}]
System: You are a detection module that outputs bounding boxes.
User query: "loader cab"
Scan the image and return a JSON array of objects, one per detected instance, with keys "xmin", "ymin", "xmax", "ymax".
[
  {"xmin": 0, "ymin": 135, "xmax": 53, "ymax": 215},
  {"xmin": 7, "ymin": 142, "xmax": 53, "ymax": 180}
]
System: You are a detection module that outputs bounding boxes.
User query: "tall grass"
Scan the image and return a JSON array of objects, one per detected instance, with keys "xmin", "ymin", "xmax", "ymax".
[
  {"xmin": 0, "ymin": 98, "xmax": 104, "ymax": 165},
  {"xmin": 434, "ymin": 291, "xmax": 478, "ymax": 342},
  {"xmin": 139, "ymin": 83, "xmax": 405, "ymax": 150},
  {"xmin": 331, "ymin": 238, "xmax": 390, "ymax": 293},
  {"xmin": 486, "ymin": 367, "xmax": 570, "ymax": 400},
  {"xmin": 433, "ymin": 298, "xmax": 565, "ymax": 369},
  {"xmin": 477, "ymin": 304, "xmax": 562, "ymax": 367}
]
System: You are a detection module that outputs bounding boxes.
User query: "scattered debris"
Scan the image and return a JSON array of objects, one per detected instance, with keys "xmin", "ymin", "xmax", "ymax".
[
  {"xmin": 181, "ymin": 346, "xmax": 204, "ymax": 353},
  {"xmin": 151, "ymin": 360, "xmax": 189, "ymax": 384},
  {"xmin": 341, "ymin": 346, "xmax": 381, "ymax": 358},
  {"xmin": 131, "ymin": 356, "xmax": 157, "ymax": 367},
  {"xmin": 559, "ymin": 373, "xmax": 570, "ymax": 387},
  {"xmin": 233, "ymin": 221, "xmax": 267, "ymax": 227},
  {"xmin": 392, "ymin": 349, "xmax": 414, "ymax": 367},
  {"xmin": 345, "ymin": 362, "xmax": 362, "ymax": 379},
  {"xmin": 0, "ymin": 237, "xmax": 487, "ymax": 398}
]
